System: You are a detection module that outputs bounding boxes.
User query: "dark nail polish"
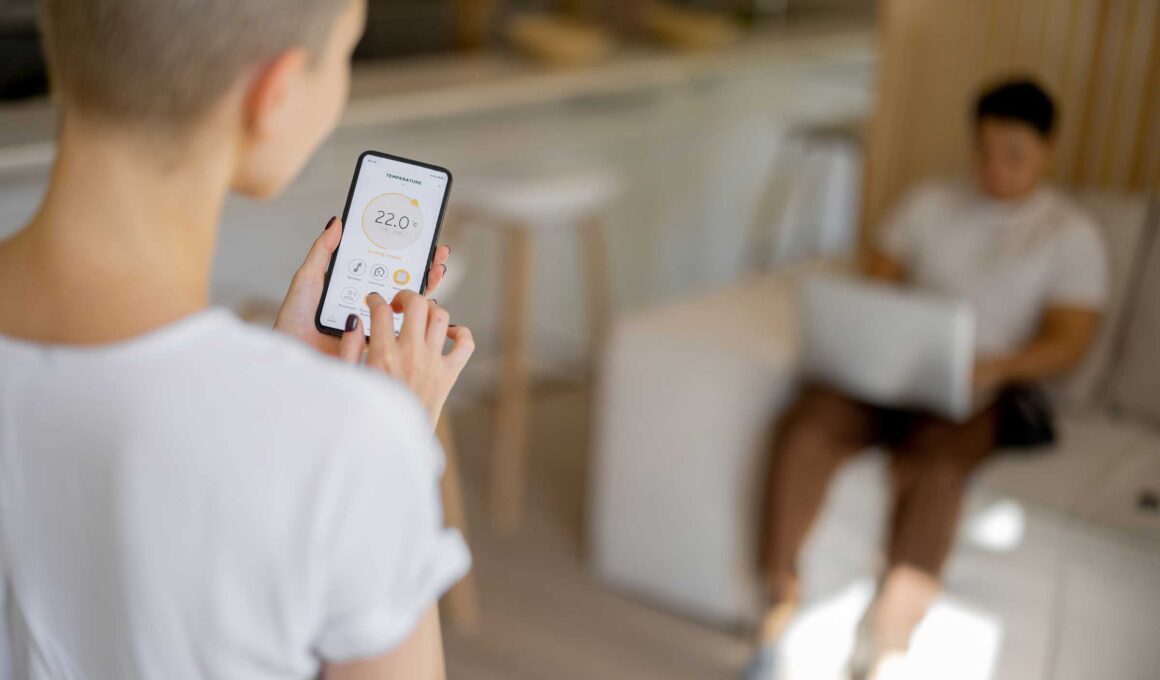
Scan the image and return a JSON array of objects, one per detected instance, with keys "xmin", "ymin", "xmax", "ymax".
[
  {"xmin": 345, "ymin": 314, "xmax": 358, "ymax": 332},
  {"xmin": 324, "ymin": 216, "xmax": 337, "ymax": 232},
  {"xmin": 445, "ymin": 245, "xmax": 452, "ymax": 256},
  {"xmin": 441, "ymin": 263, "xmax": 448, "ymax": 275}
]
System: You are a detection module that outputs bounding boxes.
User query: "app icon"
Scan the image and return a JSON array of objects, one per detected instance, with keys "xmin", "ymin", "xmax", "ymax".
[
  {"xmin": 340, "ymin": 287, "xmax": 359, "ymax": 304},
  {"xmin": 348, "ymin": 259, "xmax": 367, "ymax": 276},
  {"xmin": 392, "ymin": 269, "xmax": 411, "ymax": 286},
  {"xmin": 371, "ymin": 264, "xmax": 389, "ymax": 281}
]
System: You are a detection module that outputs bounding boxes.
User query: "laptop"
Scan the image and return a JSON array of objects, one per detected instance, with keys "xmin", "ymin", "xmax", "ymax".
[{"xmin": 799, "ymin": 275, "xmax": 975, "ymax": 421}]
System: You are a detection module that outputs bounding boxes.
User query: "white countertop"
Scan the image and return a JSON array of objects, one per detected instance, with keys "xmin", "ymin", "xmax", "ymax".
[{"xmin": 0, "ymin": 17, "xmax": 872, "ymax": 176}]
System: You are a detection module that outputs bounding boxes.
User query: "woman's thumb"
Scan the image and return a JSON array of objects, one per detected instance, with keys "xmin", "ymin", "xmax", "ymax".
[{"xmin": 338, "ymin": 313, "xmax": 365, "ymax": 364}]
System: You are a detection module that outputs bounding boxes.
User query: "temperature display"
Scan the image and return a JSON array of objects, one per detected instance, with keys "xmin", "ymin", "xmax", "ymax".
[{"xmin": 362, "ymin": 192, "xmax": 424, "ymax": 250}]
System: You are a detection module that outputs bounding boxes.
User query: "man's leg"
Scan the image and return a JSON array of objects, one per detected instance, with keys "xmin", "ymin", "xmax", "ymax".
[
  {"xmin": 756, "ymin": 386, "xmax": 880, "ymax": 641},
  {"xmin": 887, "ymin": 407, "xmax": 998, "ymax": 575},
  {"xmin": 859, "ymin": 406, "xmax": 999, "ymax": 666}
]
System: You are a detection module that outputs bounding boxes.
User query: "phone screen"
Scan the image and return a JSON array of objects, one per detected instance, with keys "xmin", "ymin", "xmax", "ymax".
[{"xmin": 317, "ymin": 152, "xmax": 451, "ymax": 337}]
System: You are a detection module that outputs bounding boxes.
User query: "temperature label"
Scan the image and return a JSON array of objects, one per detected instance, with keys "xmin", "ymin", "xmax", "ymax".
[{"xmin": 361, "ymin": 192, "xmax": 424, "ymax": 250}]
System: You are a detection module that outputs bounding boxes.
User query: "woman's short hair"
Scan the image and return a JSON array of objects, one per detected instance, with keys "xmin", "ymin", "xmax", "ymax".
[
  {"xmin": 39, "ymin": 0, "xmax": 347, "ymax": 128},
  {"xmin": 974, "ymin": 77, "xmax": 1057, "ymax": 138}
]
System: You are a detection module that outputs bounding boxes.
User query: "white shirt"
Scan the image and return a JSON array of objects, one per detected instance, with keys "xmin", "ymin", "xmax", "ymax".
[
  {"xmin": 0, "ymin": 310, "xmax": 470, "ymax": 679},
  {"xmin": 879, "ymin": 181, "xmax": 1109, "ymax": 356}
]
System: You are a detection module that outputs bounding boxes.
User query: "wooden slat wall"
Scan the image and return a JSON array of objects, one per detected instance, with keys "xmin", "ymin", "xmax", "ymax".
[{"xmin": 862, "ymin": 0, "xmax": 1160, "ymax": 239}]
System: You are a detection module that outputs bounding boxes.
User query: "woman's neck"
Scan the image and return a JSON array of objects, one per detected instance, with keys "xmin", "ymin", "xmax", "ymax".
[{"xmin": 0, "ymin": 117, "xmax": 234, "ymax": 344}]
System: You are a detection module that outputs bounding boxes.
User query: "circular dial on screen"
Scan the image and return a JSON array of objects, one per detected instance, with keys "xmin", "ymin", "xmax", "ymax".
[{"xmin": 362, "ymin": 193, "xmax": 424, "ymax": 251}]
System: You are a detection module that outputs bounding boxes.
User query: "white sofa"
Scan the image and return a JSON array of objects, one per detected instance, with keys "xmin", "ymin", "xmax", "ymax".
[{"xmin": 589, "ymin": 193, "xmax": 1160, "ymax": 680}]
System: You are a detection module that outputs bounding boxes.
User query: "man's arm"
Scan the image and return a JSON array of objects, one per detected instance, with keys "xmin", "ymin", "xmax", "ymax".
[
  {"xmin": 974, "ymin": 306, "xmax": 1101, "ymax": 393},
  {"xmin": 861, "ymin": 248, "xmax": 1100, "ymax": 393},
  {"xmin": 324, "ymin": 606, "xmax": 446, "ymax": 680}
]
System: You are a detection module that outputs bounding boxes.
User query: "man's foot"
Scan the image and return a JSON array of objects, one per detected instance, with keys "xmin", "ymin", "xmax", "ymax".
[
  {"xmin": 743, "ymin": 599, "xmax": 798, "ymax": 680},
  {"xmin": 849, "ymin": 623, "xmax": 907, "ymax": 680},
  {"xmin": 849, "ymin": 565, "xmax": 939, "ymax": 679},
  {"xmin": 848, "ymin": 599, "xmax": 878, "ymax": 680},
  {"xmin": 874, "ymin": 565, "xmax": 939, "ymax": 650},
  {"xmin": 851, "ymin": 649, "xmax": 908, "ymax": 680},
  {"xmin": 756, "ymin": 599, "xmax": 799, "ymax": 646},
  {"xmin": 741, "ymin": 643, "xmax": 779, "ymax": 680}
]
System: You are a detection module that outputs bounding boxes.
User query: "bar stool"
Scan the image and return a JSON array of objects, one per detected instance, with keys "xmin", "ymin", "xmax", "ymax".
[
  {"xmin": 425, "ymin": 261, "xmax": 480, "ymax": 634},
  {"xmin": 435, "ymin": 414, "xmax": 480, "ymax": 633},
  {"xmin": 458, "ymin": 168, "xmax": 620, "ymax": 535}
]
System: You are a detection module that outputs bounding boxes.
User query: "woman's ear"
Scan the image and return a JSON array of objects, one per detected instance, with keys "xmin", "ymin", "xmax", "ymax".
[{"xmin": 243, "ymin": 49, "xmax": 309, "ymax": 143}]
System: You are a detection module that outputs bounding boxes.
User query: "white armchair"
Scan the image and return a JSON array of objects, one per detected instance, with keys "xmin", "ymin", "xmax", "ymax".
[{"xmin": 588, "ymin": 193, "xmax": 1160, "ymax": 680}]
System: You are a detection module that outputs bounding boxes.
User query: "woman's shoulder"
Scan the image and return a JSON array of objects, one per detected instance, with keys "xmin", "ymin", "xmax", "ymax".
[
  {"xmin": 193, "ymin": 311, "xmax": 431, "ymax": 439},
  {"xmin": 178, "ymin": 312, "xmax": 440, "ymax": 486},
  {"xmin": 151, "ymin": 308, "xmax": 429, "ymax": 450}
]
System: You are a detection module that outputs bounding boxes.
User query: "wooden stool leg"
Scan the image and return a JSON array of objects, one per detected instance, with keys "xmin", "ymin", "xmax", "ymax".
[
  {"xmin": 491, "ymin": 227, "xmax": 533, "ymax": 535},
  {"xmin": 579, "ymin": 216, "xmax": 611, "ymax": 358},
  {"xmin": 436, "ymin": 414, "xmax": 480, "ymax": 633},
  {"xmin": 455, "ymin": 0, "xmax": 498, "ymax": 50}
]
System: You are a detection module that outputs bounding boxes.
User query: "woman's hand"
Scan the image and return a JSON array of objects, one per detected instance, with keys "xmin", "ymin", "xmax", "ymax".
[
  {"xmin": 273, "ymin": 216, "xmax": 451, "ymax": 354},
  {"xmin": 336, "ymin": 291, "xmax": 474, "ymax": 425}
]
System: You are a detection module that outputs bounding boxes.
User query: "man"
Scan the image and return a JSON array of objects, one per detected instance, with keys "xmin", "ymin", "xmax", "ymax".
[{"xmin": 746, "ymin": 78, "xmax": 1108, "ymax": 679}]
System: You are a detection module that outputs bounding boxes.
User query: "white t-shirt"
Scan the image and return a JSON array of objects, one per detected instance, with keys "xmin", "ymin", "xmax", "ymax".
[
  {"xmin": 0, "ymin": 310, "xmax": 470, "ymax": 679},
  {"xmin": 879, "ymin": 181, "xmax": 1109, "ymax": 356}
]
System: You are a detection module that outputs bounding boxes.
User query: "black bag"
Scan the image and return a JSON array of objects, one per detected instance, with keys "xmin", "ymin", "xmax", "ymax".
[{"xmin": 994, "ymin": 383, "xmax": 1057, "ymax": 450}]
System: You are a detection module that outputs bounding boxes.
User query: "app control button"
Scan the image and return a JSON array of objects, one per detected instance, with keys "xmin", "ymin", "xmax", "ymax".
[
  {"xmin": 340, "ymin": 287, "xmax": 359, "ymax": 304},
  {"xmin": 348, "ymin": 259, "xmax": 367, "ymax": 276},
  {"xmin": 371, "ymin": 264, "xmax": 389, "ymax": 282},
  {"xmin": 392, "ymin": 269, "xmax": 411, "ymax": 286}
]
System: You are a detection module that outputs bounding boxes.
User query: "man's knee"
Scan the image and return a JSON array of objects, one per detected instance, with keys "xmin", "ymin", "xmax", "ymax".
[
  {"xmin": 776, "ymin": 386, "xmax": 874, "ymax": 456},
  {"xmin": 912, "ymin": 457, "xmax": 968, "ymax": 490},
  {"xmin": 793, "ymin": 385, "xmax": 863, "ymax": 419},
  {"xmin": 908, "ymin": 406, "xmax": 996, "ymax": 450},
  {"xmin": 897, "ymin": 416, "xmax": 995, "ymax": 471}
]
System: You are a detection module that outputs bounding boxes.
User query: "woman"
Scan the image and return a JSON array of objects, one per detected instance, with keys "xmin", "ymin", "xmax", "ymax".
[
  {"xmin": 0, "ymin": 1, "xmax": 471, "ymax": 678},
  {"xmin": 746, "ymin": 79, "xmax": 1108, "ymax": 679}
]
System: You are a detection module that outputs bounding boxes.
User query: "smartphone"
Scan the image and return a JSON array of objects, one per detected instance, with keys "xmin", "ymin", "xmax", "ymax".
[{"xmin": 315, "ymin": 151, "xmax": 453, "ymax": 337}]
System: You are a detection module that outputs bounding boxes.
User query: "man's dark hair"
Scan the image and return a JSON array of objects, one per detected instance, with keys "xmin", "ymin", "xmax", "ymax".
[{"xmin": 974, "ymin": 78, "xmax": 1057, "ymax": 138}]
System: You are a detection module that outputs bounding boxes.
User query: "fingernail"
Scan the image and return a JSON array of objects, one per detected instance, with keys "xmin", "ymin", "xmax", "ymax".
[
  {"xmin": 441, "ymin": 263, "xmax": 448, "ymax": 275},
  {"xmin": 323, "ymin": 216, "xmax": 337, "ymax": 232},
  {"xmin": 445, "ymin": 245, "xmax": 452, "ymax": 255},
  {"xmin": 449, "ymin": 323, "xmax": 458, "ymax": 327},
  {"xmin": 345, "ymin": 314, "xmax": 358, "ymax": 332},
  {"xmin": 430, "ymin": 298, "xmax": 439, "ymax": 305},
  {"xmin": 367, "ymin": 292, "xmax": 384, "ymax": 304}
]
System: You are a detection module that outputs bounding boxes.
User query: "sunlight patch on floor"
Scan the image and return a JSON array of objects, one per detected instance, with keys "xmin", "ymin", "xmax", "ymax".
[
  {"xmin": 777, "ymin": 579, "xmax": 874, "ymax": 680},
  {"xmin": 908, "ymin": 596, "xmax": 1002, "ymax": 679},
  {"xmin": 964, "ymin": 499, "xmax": 1026, "ymax": 553},
  {"xmin": 774, "ymin": 579, "xmax": 1002, "ymax": 680}
]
